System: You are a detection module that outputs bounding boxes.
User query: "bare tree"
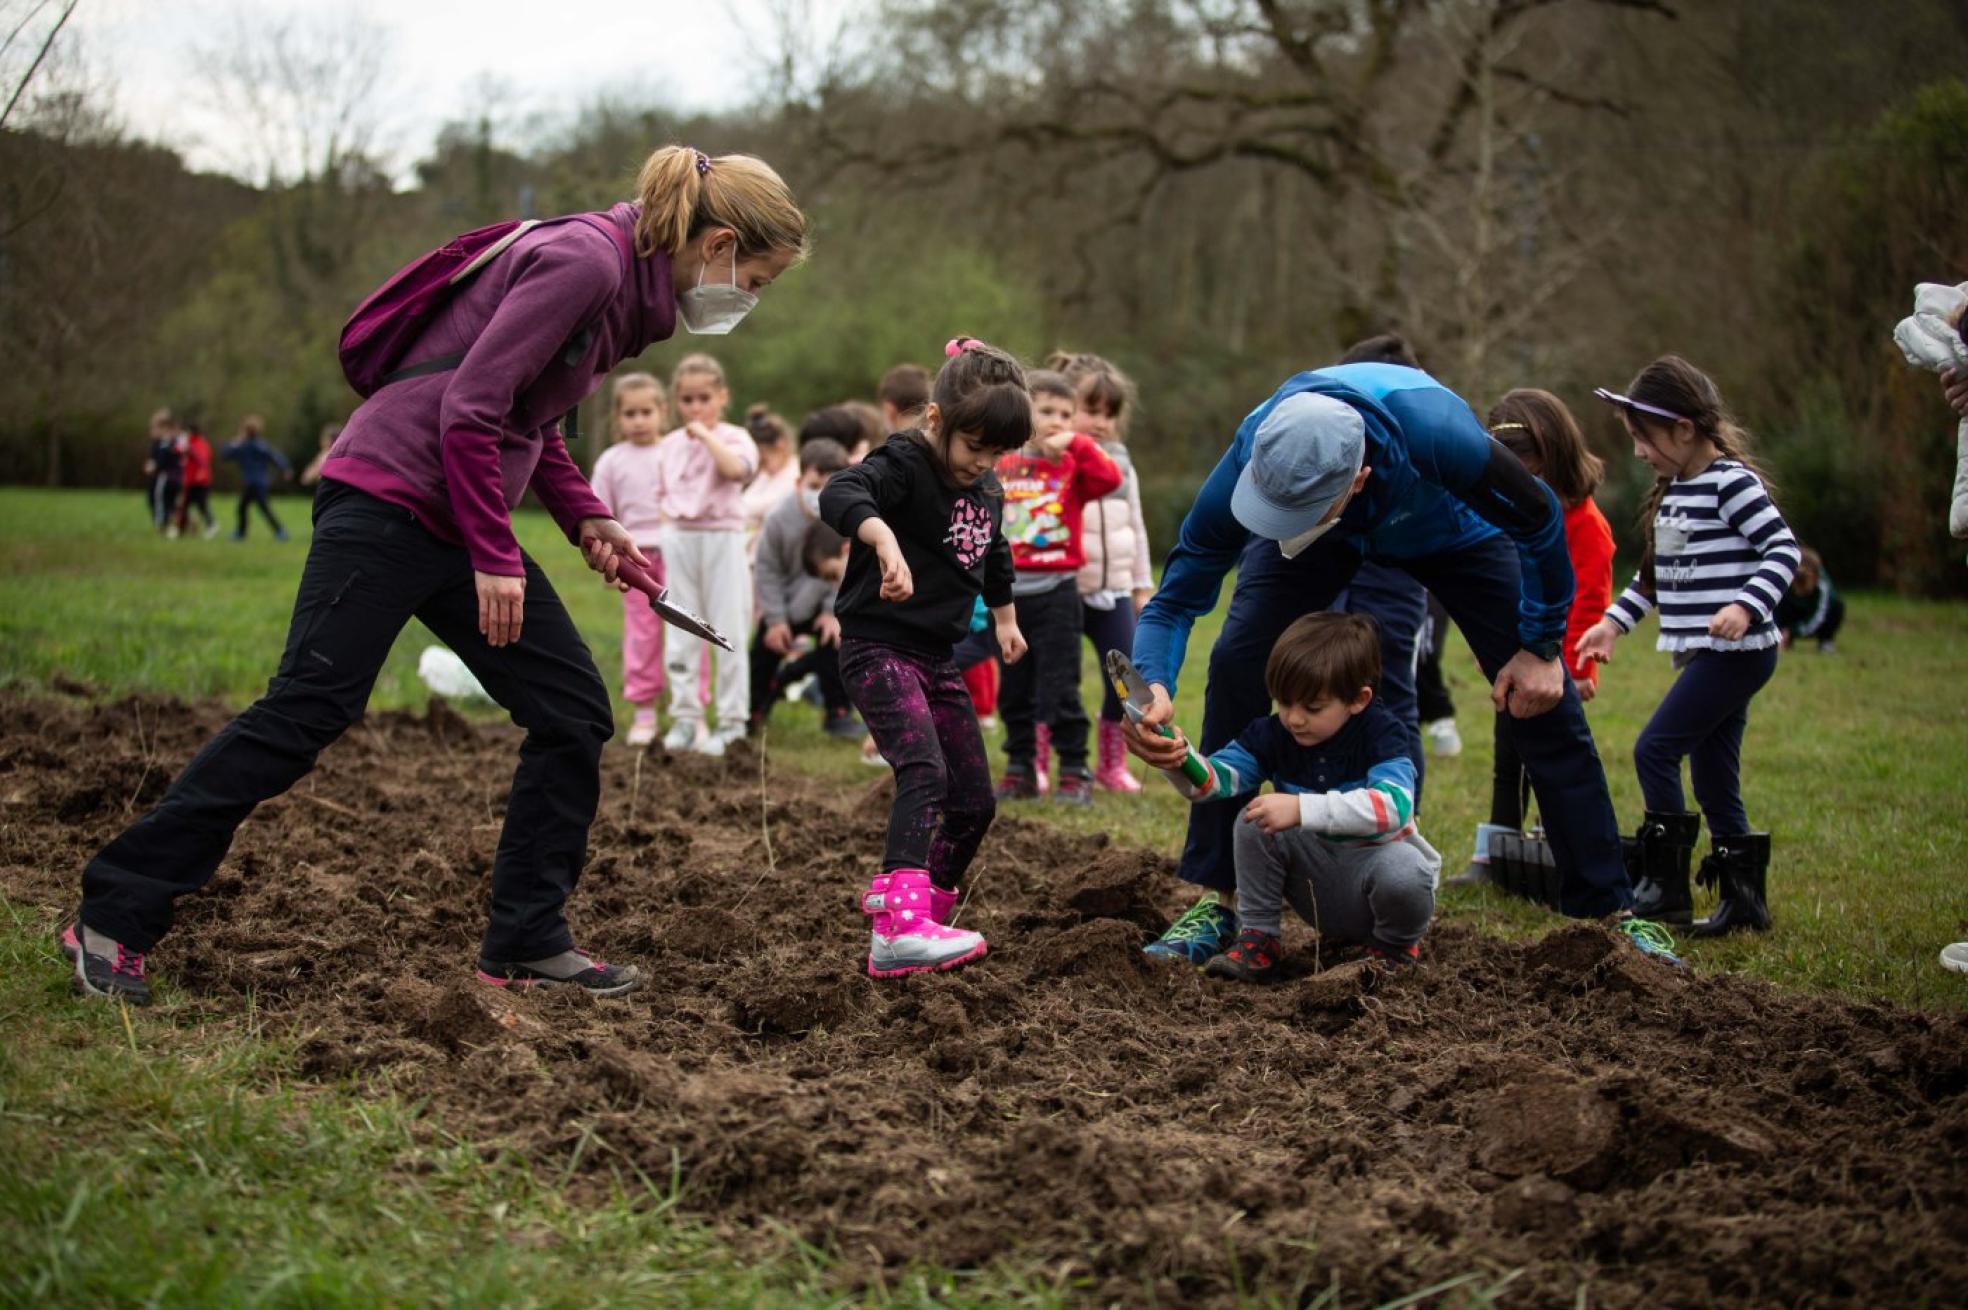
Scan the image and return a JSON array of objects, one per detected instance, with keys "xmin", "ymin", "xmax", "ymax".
[{"xmin": 0, "ymin": 0, "xmax": 78, "ymax": 130}]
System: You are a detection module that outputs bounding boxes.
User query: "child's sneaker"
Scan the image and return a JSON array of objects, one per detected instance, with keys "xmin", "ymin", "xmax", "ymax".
[
  {"xmin": 1425, "ymin": 717, "xmax": 1463, "ymax": 757},
  {"xmin": 663, "ymin": 720, "xmax": 701, "ymax": 752},
  {"xmin": 823, "ymin": 709, "xmax": 867, "ymax": 740},
  {"xmin": 862, "ymin": 870, "xmax": 987, "ymax": 978},
  {"xmin": 1144, "ymin": 892, "xmax": 1238, "ymax": 966},
  {"xmin": 994, "ymin": 768, "xmax": 1039, "ymax": 801},
  {"xmin": 860, "ymin": 736, "xmax": 887, "ymax": 767},
  {"xmin": 1052, "ymin": 768, "xmax": 1094, "ymax": 806},
  {"xmin": 62, "ymin": 921, "xmax": 152, "ymax": 1005},
  {"xmin": 698, "ymin": 724, "xmax": 744, "ymax": 758},
  {"xmin": 1203, "ymin": 928, "xmax": 1282, "ymax": 982},
  {"xmin": 626, "ymin": 708, "xmax": 658, "ymax": 748},
  {"xmin": 1365, "ymin": 939, "xmax": 1422, "ymax": 968},
  {"xmin": 477, "ymin": 947, "xmax": 642, "ymax": 997}
]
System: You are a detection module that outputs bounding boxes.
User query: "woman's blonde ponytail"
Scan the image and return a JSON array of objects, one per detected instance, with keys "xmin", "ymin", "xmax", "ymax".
[{"xmin": 634, "ymin": 144, "xmax": 808, "ymax": 262}]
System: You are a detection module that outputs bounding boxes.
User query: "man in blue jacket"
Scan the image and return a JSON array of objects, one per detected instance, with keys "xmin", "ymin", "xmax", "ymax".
[{"xmin": 1126, "ymin": 363, "xmax": 1678, "ymax": 965}]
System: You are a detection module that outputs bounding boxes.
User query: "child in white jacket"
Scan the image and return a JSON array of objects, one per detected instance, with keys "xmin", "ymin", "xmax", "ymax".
[
  {"xmin": 1891, "ymin": 281, "xmax": 1968, "ymax": 541},
  {"xmin": 1049, "ymin": 352, "xmax": 1155, "ymax": 794}
]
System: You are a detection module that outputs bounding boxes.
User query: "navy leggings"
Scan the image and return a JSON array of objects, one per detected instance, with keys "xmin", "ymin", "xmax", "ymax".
[
  {"xmin": 1081, "ymin": 597, "xmax": 1137, "ymax": 722},
  {"xmin": 1633, "ymin": 647, "xmax": 1778, "ymax": 838},
  {"xmin": 840, "ymin": 637, "xmax": 996, "ymax": 889}
]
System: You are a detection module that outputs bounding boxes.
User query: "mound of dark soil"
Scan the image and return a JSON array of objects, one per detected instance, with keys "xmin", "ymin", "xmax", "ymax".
[{"xmin": 4, "ymin": 693, "xmax": 1964, "ymax": 1304}]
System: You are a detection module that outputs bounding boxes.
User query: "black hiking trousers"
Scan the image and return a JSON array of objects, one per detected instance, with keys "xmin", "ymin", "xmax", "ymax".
[{"xmin": 81, "ymin": 482, "xmax": 614, "ymax": 962}]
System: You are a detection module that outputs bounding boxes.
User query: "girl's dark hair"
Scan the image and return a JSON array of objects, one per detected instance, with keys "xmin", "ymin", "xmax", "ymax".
[
  {"xmin": 840, "ymin": 400, "xmax": 885, "ymax": 452},
  {"xmin": 745, "ymin": 402, "xmax": 790, "ymax": 447},
  {"xmin": 1620, "ymin": 355, "xmax": 1774, "ymax": 599},
  {"xmin": 920, "ymin": 337, "xmax": 1030, "ymax": 460},
  {"xmin": 1486, "ymin": 389, "xmax": 1604, "ymax": 508},
  {"xmin": 1266, "ymin": 612, "xmax": 1382, "ymax": 705},
  {"xmin": 878, "ymin": 363, "xmax": 931, "ymax": 414}
]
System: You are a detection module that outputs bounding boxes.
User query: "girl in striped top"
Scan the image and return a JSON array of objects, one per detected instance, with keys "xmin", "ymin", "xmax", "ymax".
[{"xmin": 1576, "ymin": 356, "xmax": 1800, "ymax": 939}]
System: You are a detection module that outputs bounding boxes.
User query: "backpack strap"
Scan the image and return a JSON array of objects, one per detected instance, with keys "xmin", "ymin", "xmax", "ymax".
[{"xmin": 379, "ymin": 213, "xmax": 630, "ymax": 399}]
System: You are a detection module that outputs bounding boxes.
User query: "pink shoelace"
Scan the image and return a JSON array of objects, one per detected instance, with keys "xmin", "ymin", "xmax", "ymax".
[{"xmin": 114, "ymin": 945, "xmax": 146, "ymax": 979}]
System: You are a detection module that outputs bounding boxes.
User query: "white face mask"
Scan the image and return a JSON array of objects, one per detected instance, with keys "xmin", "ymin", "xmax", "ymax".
[
  {"xmin": 799, "ymin": 487, "xmax": 822, "ymax": 516},
  {"xmin": 1278, "ymin": 519, "xmax": 1338, "ymax": 559},
  {"xmin": 676, "ymin": 246, "xmax": 758, "ymax": 336}
]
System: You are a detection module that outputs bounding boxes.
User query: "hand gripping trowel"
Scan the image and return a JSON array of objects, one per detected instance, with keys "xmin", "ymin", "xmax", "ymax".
[{"xmin": 1102, "ymin": 649, "xmax": 1214, "ymax": 798}]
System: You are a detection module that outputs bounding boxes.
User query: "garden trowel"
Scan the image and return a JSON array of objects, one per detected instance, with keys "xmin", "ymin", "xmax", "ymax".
[
  {"xmin": 610, "ymin": 555, "xmax": 735, "ymax": 652},
  {"xmin": 1103, "ymin": 649, "xmax": 1215, "ymax": 797}
]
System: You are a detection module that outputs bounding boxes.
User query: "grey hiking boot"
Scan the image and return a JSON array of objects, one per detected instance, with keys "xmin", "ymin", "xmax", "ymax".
[
  {"xmin": 61, "ymin": 921, "xmax": 152, "ymax": 1006},
  {"xmin": 476, "ymin": 947, "xmax": 642, "ymax": 997}
]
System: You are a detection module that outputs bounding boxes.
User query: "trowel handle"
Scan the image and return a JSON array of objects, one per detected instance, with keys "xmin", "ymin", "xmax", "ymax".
[{"xmin": 609, "ymin": 553, "xmax": 666, "ymax": 605}]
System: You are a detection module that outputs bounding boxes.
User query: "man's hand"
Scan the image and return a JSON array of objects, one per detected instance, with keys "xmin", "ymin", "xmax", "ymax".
[
  {"xmin": 815, "ymin": 613, "xmax": 841, "ymax": 647},
  {"xmin": 1943, "ymin": 367, "xmax": 1968, "ymax": 418},
  {"xmin": 1573, "ymin": 619, "xmax": 1620, "ymax": 668},
  {"xmin": 762, "ymin": 621, "xmax": 794, "ymax": 655},
  {"xmin": 1491, "ymin": 649, "xmax": 1565, "ymax": 719},
  {"xmin": 996, "ymin": 617, "xmax": 1028, "ymax": 664},
  {"xmin": 475, "ymin": 571, "xmax": 526, "ymax": 647},
  {"xmin": 1708, "ymin": 602, "xmax": 1753, "ymax": 641},
  {"xmin": 1242, "ymin": 792, "xmax": 1300, "ymax": 834},
  {"xmin": 577, "ymin": 517, "xmax": 651, "ymax": 593},
  {"xmin": 1122, "ymin": 683, "xmax": 1192, "ymax": 770}
]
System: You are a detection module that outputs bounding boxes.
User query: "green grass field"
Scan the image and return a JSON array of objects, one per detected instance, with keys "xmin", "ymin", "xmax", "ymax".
[{"xmin": 3, "ymin": 486, "xmax": 1966, "ymax": 1305}]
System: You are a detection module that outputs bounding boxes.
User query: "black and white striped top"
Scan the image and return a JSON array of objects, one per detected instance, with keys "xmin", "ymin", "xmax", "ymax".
[{"xmin": 1606, "ymin": 459, "xmax": 1800, "ymax": 652}]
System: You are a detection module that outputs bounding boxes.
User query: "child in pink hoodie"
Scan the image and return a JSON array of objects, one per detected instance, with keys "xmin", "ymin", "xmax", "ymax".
[
  {"xmin": 653, "ymin": 352, "xmax": 758, "ymax": 754},
  {"xmin": 588, "ymin": 372, "xmax": 671, "ymax": 746}
]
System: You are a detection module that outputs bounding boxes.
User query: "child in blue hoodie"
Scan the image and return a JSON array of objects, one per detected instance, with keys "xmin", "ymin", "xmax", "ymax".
[{"xmin": 1174, "ymin": 612, "xmax": 1441, "ymax": 980}]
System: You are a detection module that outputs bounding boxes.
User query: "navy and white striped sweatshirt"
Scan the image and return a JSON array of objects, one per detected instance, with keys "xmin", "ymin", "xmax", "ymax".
[{"xmin": 1606, "ymin": 459, "xmax": 1800, "ymax": 653}]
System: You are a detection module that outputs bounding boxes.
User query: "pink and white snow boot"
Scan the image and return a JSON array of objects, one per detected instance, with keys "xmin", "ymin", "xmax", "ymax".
[
  {"xmin": 1034, "ymin": 722, "xmax": 1052, "ymax": 795},
  {"xmin": 861, "ymin": 869, "xmax": 987, "ymax": 979}
]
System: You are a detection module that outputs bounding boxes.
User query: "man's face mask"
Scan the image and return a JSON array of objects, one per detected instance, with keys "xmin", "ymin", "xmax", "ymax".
[
  {"xmin": 1278, "ymin": 518, "xmax": 1339, "ymax": 559},
  {"xmin": 677, "ymin": 245, "xmax": 758, "ymax": 335}
]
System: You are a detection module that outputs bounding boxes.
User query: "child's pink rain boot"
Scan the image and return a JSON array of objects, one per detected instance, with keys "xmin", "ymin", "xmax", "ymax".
[
  {"xmin": 929, "ymin": 883, "xmax": 962, "ymax": 926},
  {"xmin": 861, "ymin": 869, "xmax": 987, "ymax": 978},
  {"xmin": 1095, "ymin": 719, "xmax": 1143, "ymax": 793},
  {"xmin": 1034, "ymin": 723, "xmax": 1052, "ymax": 795}
]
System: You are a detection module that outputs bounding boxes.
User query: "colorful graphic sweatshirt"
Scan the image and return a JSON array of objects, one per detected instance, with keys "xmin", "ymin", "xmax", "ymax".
[{"xmin": 995, "ymin": 434, "xmax": 1122, "ymax": 578}]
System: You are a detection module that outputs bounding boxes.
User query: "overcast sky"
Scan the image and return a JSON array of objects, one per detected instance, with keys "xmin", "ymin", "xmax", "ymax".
[{"xmin": 58, "ymin": 0, "xmax": 854, "ymax": 179}]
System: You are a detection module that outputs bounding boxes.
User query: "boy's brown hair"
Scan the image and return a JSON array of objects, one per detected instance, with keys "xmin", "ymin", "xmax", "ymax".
[
  {"xmin": 1026, "ymin": 369, "xmax": 1075, "ymax": 402},
  {"xmin": 1265, "ymin": 612, "xmax": 1381, "ymax": 706},
  {"xmin": 877, "ymin": 362, "xmax": 931, "ymax": 414}
]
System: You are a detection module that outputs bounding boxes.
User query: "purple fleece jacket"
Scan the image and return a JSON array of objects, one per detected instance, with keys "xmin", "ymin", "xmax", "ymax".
[{"xmin": 321, "ymin": 202, "xmax": 676, "ymax": 576}]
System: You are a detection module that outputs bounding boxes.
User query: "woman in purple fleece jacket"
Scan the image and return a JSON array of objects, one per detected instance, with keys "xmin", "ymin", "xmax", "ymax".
[{"xmin": 64, "ymin": 147, "xmax": 806, "ymax": 1006}]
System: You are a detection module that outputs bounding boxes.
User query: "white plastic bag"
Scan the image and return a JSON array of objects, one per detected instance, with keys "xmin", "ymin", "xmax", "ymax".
[{"xmin": 417, "ymin": 645, "xmax": 491, "ymax": 702}]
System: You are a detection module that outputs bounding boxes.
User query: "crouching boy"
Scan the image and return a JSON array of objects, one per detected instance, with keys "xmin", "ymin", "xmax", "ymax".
[{"xmin": 1185, "ymin": 612, "xmax": 1441, "ymax": 980}]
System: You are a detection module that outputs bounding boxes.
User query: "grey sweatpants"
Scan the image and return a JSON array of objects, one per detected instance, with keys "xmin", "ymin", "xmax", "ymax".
[{"xmin": 1231, "ymin": 819, "xmax": 1441, "ymax": 949}]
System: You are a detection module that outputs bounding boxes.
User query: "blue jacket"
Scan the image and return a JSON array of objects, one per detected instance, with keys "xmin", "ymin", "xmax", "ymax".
[
  {"xmin": 1134, "ymin": 364, "xmax": 1571, "ymax": 696},
  {"xmin": 223, "ymin": 436, "xmax": 293, "ymax": 489}
]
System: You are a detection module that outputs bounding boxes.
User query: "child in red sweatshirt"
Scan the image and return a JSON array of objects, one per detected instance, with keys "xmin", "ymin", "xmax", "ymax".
[
  {"xmin": 1456, "ymin": 388, "xmax": 1617, "ymax": 884},
  {"xmin": 994, "ymin": 369, "xmax": 1122, "ymax": 804}
]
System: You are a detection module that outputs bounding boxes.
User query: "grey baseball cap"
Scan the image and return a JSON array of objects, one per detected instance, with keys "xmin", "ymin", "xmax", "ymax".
[{"xmin": 1229, "ymin": 392, "xmax": 1367, "ymax": 541}]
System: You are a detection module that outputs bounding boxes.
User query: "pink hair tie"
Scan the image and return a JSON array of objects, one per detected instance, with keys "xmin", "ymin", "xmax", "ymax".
[{"xmin": 944, "ymin": 336, "xmax": 979, "ymax": 358}]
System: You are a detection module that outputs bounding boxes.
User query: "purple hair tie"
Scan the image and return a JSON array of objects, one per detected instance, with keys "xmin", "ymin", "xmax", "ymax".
[{"xmin": 692, "ymin": 149, "xmax": 711, "ymax": 177}]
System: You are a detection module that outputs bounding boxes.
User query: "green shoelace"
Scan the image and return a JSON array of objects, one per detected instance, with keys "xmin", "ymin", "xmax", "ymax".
[
  {"xmin": 1619, "ymin": 916, "xmax": 1681, "ymax": 959},
  {"xmin": 1160, "ymin": 895, "xmax": 1228, "ymax": 944}
]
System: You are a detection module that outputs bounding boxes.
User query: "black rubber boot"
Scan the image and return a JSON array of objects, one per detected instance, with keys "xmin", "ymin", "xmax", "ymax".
[
  {"xmin": 1629, "ymin": 810, "xmax": 1701, "ymax": 927},
  {"xmin": 1692, "ymin": 833, "xmax": 1772, "ymax": 937}
]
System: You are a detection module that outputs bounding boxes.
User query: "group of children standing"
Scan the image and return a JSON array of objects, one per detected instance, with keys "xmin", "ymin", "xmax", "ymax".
[{"xmin": 142, "ymin": 407, "xmax": 296, "ymax": 542}]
